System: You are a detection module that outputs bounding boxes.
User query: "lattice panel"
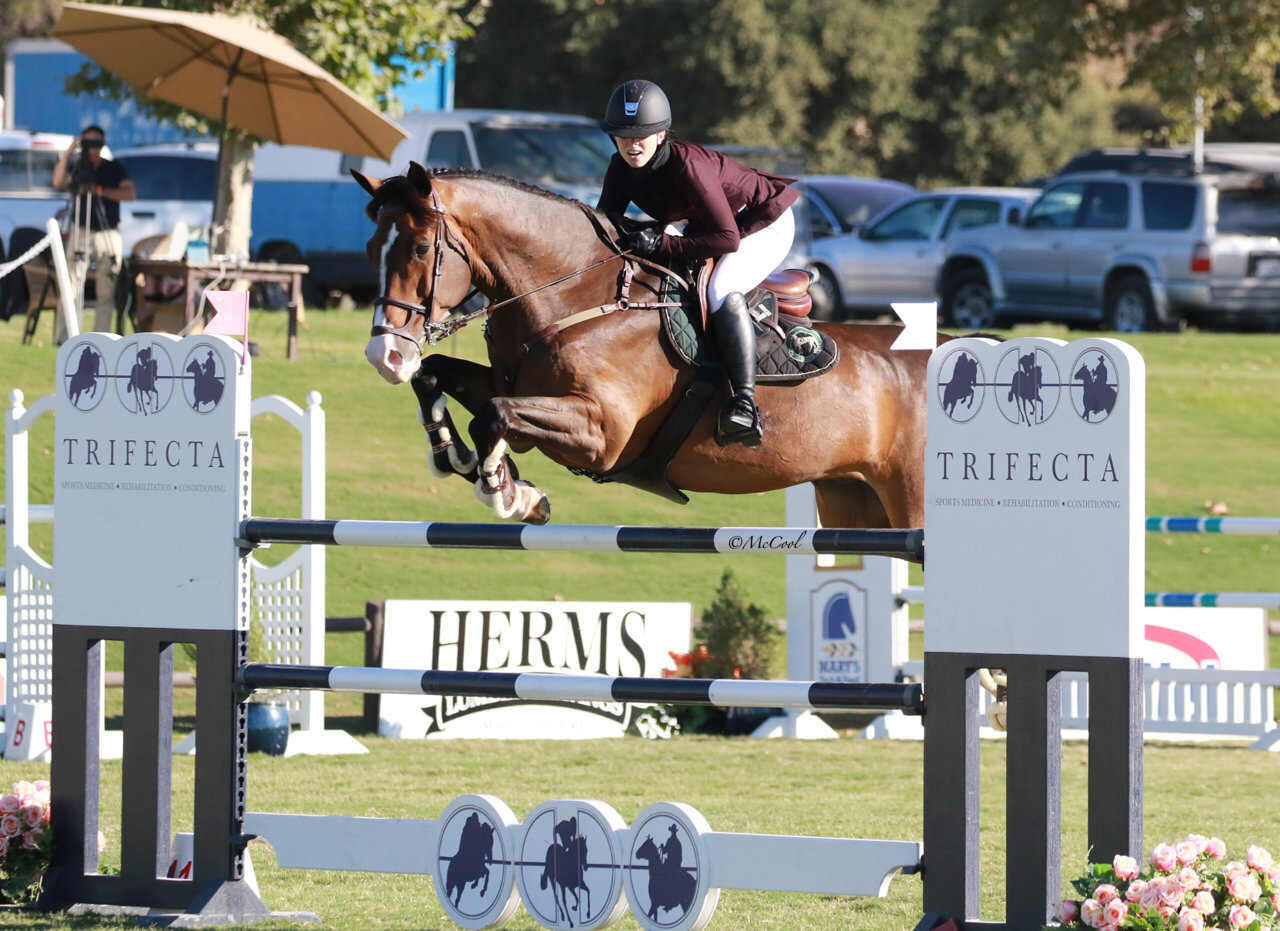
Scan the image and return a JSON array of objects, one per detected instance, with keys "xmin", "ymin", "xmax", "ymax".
[
  {"xmin": 249, "ymin": 554, "xmax": 309, "ymax": 723},
  {"xmin": 7, "ymin": 555, "xmax": 54, "ymax": 708}
]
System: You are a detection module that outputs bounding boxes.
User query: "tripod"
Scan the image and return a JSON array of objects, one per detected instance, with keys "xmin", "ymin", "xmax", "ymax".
[{"xmin": 63, "ymin": 156, "xmax": 115, "ymax": 337}]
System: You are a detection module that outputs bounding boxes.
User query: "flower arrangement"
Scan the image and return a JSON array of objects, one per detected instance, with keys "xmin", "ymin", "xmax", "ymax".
[
  {"xmin": 0, "ymin": 780, "xmax": 51, "ymax": 905},
  {"xmin": 1054, "ymin": 836, "xmax": 1278, "ymax": 930}
]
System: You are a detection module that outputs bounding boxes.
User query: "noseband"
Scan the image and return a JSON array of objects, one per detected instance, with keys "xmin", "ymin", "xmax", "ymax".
[{"xmin": 371, "ymin": 190, "xmax": 476, "ymax": 350}]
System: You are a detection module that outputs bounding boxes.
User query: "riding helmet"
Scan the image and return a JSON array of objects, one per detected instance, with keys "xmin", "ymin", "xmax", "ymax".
[{"xmin": 601, "ymin": 79, "xmax": 672, "ymax": 137}]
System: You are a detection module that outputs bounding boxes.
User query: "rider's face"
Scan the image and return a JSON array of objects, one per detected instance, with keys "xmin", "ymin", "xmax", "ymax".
[{"xmin": 613, "ymin": 131, "xmax": 665, "ymax": 169}]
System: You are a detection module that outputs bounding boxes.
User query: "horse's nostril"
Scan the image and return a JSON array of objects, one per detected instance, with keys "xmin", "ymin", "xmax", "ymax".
[{"xmin": 388, "ymin": 350, "xmax": 403, "ymax": 368}]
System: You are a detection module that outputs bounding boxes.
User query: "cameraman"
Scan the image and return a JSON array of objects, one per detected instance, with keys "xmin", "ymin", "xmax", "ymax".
[{"xmin": 52, "ymin": 125, "xmax": 136, "ymax": 339}]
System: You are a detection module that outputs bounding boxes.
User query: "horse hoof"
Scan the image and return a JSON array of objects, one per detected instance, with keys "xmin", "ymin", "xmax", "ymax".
[{"xmin": 523, "ymin": 494, "xmax": 551, "ymax": 525}]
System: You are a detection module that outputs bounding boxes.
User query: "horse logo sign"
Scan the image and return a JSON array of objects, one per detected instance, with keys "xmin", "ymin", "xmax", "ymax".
[
  {"xmin": 1070, "ymin": 348, "xmax": 1119, "ymax": 423},
  {"xmin": 994, "ymin": 346, "xmax": 1061, "ymax": 426},
  {"xmin": 433, "ymin": 794, "xmax": 521, "ymax": 929},
  {"xmin": 623, "ymin": 802, "xmax": 718, "ymax": 931},
  {"xmin": 63, "ymin": 344, "xmax": 105, "ymax": 411},
  {"xmin": 935, "ymin": 347, "xmax": 985, "ymax": 423},
  {"xmin": 514, "ymin": 800, "xmax": 628, "ymax": 930},
  {"xmin": 181, "ymin": 343, "xmax": 227, "ymax": 413},
  {"xmin": 114, "ymin": 340, "xmax": 175, "ymax": 416}
]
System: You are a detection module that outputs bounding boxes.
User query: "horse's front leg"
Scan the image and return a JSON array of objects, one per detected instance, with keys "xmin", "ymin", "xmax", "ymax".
[
  {"xmin": 468, "ymin": 394, "xmax": 609, "ymax": 524},
  {"xmin": 409, "ymin": 354, "xmax": 500, "ymax": 484}
]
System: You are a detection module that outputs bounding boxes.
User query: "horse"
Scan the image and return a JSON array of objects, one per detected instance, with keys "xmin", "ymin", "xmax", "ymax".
[
  {"xmin": 539, "ymin": 825, "xmax": 591, "ymax": 925},
  {"xmin": 186, "ymin": 352, "xmax": 224, "ymax": 411},
  {"xmin": 1074, "ymin": 357, "xmax": 1117, "ymax": 421},
  {"xmin": 67, "ymin": 346, "xmax": 101, "ymax": 407},
  {"xmin": 353, "ymin": 162, "xmax": 958, "ymax": 543},
  {"xmin": 942, "ymin": 352, "xmax": 978, "ymax": 417},
  {"xmin": 1008, "ymin": 352, "xmax": 1043, "ymax": 425},
  {"xmin": 444, "ymin": 812, "xmax": 494, "ymax": 908},
  {"xmin": 632, "ymin": 834, "xmax": 695, "ymax": 921},
  {"xmin": 126, "ymin": 346, "xmax": 160, "ymax": 416}
]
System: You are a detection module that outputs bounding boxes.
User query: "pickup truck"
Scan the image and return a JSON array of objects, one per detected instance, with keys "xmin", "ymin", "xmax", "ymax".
[{"xmin": 0, "ymin": 130, "xmax": 80, "ymax": 250}]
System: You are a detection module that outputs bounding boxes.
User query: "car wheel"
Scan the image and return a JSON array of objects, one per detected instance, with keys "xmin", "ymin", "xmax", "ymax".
[
  {"xmin": 944, "ymin": 269, "xmax": 997, "ymax": 330},
  {"xmin": 807, "ymin": 267, "xmax": 842, "ymax": 321},
  {"xmin": 1105, "ymin": 273, "xmax": 1154, "ymax": 333}
]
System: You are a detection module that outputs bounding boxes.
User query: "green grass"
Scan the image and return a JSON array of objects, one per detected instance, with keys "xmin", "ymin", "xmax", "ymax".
[{"xmin": 2, "ymin": 311, "xmax": 1279, "ymax": 928}]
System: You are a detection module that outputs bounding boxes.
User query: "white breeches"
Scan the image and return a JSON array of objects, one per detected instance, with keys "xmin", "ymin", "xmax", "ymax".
[{"xmin": 707, "ymin": 206, "xmax": 795, "ymax": 310}]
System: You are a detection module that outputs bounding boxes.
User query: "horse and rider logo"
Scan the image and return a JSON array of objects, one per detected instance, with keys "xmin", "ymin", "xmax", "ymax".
[
  {"xmin": 515, "ymin": 801, "xmax": 627, "ymax": 929},
  {"xmin": 936, "ymin": 343, "xmax": 1121, "ymax": 424},
  {"xmin": 60, "ymin": 338, "xmax": 229, "ymax": 416}
]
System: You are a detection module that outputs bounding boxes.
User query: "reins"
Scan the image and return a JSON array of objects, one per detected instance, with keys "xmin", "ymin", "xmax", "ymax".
[{"xmin": 372, "ymin": 196, "xmax": 690, "ymax": 351}]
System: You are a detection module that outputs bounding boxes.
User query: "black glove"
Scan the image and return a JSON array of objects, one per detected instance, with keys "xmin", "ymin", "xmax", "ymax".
[{"xmin": 620, "ymin": 228, "xmax": 662, "ymax": 257}]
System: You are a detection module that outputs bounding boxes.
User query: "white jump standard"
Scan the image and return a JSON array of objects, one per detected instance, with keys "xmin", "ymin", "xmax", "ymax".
[{"xmin": 46, "ymin": 332, "xmax": 1147, "ymax": 930}]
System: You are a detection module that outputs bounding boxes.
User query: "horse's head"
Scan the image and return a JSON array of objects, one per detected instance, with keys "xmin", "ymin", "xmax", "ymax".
[{"xmin": 353, "ymin": 162, "xmax": 474, "ymax": 384}]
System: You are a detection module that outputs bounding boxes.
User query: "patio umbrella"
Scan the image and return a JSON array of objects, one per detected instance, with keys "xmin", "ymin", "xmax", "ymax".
[{"xmin": 52, "ymin": 2, "xmax": 407, "ymax": 160}]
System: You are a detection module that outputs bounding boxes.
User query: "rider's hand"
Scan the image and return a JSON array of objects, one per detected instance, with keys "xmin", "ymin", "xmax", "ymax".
[{"xmin": 620, "ymin": 228, "xmax": 662, "ymax": 257}]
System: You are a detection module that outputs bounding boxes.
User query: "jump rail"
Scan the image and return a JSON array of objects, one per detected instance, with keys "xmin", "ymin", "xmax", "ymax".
[
  {"xmin": 238, "ymin": 663, "xmax": 926, "ymax": 713},
  {"xmin": 240, "ymin": 518, "xmax": 926, "ymax": 560},
  {"xmin": 1146, "ymin": 517, "xmax": 1280, "ymax": 534},
  {"xmin": 1145, "ymin": 592, "xmax": 1280, "ymax": 610}
]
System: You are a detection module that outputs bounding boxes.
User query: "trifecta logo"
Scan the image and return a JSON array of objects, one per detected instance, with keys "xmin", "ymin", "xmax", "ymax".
[
  {"xmin": 936, "ymin": 344, "xmax": 1120, "ymax": 425},
  {"xmin": 62, "ymin": 338, "xmax": 228, "ymax": 417}
]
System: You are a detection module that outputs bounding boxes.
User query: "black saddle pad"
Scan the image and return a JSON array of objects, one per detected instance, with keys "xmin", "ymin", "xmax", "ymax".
[{"xmin": 658, "ymin": 276, "xmax": 838, "ymax": 382}]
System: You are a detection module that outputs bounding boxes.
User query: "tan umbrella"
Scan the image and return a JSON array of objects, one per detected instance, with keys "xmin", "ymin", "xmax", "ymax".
[{"xmin": 52, "ymin": 1, "xmax": 406, "ymax": 160}]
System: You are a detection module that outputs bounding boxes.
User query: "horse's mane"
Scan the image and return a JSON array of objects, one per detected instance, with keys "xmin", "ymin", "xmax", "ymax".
[{"xmin": 365, "ymin": 167, "xmax": 592, "ymax": 222}]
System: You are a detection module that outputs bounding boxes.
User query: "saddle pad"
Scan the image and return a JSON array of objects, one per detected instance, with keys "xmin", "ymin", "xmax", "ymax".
[{"xmin": 659, "ymin": 277, "xmax": 838, "ymax": 383}]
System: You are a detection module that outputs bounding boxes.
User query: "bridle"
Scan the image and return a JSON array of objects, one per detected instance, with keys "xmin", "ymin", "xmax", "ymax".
[{"xmin": 371, "ymin": 193, "xmax": 687, "ymax": 353}]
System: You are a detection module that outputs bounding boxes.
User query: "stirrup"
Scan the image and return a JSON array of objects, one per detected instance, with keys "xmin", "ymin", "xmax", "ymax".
[{"xmin": 715, "ymin": 396, "xmax": 762, "ymax": 447}]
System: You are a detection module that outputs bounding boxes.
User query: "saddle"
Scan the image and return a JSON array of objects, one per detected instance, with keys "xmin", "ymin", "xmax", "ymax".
[{"xmin": 661, "ymin": 261, "xmax": 838, "ymax": 383}]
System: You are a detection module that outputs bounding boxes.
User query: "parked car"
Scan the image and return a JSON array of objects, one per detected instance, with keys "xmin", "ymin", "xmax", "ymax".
[
  {"xmin": 0, "ymin": 129, "xmax": 84, "ymax": 246},
  {"xmin": 938, "ymin": 169, "xmax": 1280, "ymax": 331},
  {"xmin": 1057, "ymin": 145, "xmax": 1280, "ymax": 178},
  {"xmin": 804, "ymin": 187, "xmax": 1037, "ymax": 322}
]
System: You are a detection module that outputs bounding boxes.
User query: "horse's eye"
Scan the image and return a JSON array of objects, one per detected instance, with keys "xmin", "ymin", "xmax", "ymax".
[{"xmin": 413, "ymin": 242, "xmax": 431, "ymax": 259}]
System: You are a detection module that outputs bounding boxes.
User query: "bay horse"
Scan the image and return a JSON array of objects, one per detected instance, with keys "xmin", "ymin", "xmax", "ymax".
[{"xmin": 354, "ymin": 162, "xmax": 943, "ymax": 539}]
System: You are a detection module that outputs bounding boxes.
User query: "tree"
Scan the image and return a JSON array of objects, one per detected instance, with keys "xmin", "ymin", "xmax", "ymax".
[
  {"xmin": 61, "ymin": 0, "xmax": 484, "ymax": 259},
  {"xmin": 0, "ymin": 0, "xmax": 59, "ymax": 46},
  {"xmin": 961, "ymin": 0, "xmax": 1280, "ymax": 138}
]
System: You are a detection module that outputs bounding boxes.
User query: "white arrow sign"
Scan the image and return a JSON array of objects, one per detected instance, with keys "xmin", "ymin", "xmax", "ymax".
[{"xmin": 890, "ymin": 302, "xmax": 938, "ymax": 350}]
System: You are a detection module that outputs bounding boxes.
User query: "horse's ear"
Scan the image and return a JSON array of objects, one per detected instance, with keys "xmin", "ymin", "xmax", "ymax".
[
  {"xmin": 407, "ymin": 161, "xmax": 433, "ymax": 197},
  {"xmin": 350, "ymin": 169, "xmax": 382, "ymax": 197}
]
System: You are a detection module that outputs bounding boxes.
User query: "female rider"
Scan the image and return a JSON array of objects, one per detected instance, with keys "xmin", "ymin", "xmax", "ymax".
[{"xmin": 596, "ymin": 79, "xmax": 798, "ymax": 447}]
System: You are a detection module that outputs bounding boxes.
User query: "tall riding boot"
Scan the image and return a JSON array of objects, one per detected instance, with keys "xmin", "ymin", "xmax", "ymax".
[{"xmin": 710, "ymin": 292, "xmax": 763, "ymax": 447}]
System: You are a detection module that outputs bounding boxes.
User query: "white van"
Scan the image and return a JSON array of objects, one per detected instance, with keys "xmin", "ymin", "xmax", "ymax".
[{"xmin": 0, "ymin": 129, "xmax": 81, "ymax": 246}]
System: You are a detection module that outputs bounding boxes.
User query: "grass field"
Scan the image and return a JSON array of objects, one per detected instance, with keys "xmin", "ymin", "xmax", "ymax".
[{"xmin": 2, "ymin": 309, "xmax": 1278, "ymax": 928}]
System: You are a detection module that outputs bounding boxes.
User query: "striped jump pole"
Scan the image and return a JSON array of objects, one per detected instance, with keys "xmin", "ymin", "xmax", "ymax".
[
  {"xmin": 240, "ymin": 518, "xmax": 925, "ymax": 561},
  {"xmin": 239, "ymin": 664, "xmax": 926, "ymax": 714},
  {"xmin": 1146, "ymin": 516, "xmax": 1280, "ymax": 535},
  {"xmin": 1146, "ymin": 592, "xmax": 1280, "ymax": 610}
]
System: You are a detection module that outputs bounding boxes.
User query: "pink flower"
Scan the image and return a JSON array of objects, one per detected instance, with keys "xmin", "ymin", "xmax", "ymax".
[
  {"xmin": 1081, "ymin": 898, "xmax": 1103, "ymax": 926},
  {"xmin": 0, "ymin": 836, "xmax": 8, "ymax": 856},
  {"xmin": 1125, "ymin": 879, "xmax": 1149, "ymax": 903},
  {"xmin": 1140, "ymin": 884, "xmax": 1162, "ymax": 911},
  {"xmin": 20, "ymin": 805, "xmax": 42, "ymax": 829},
  {"xmin": 1205, "ymin": 837, "xmax": 1227, "ymax": 860},
  {"xmin": 1112, "ymin": 854, "xmax": 1140, "ymax": 881},
  {"xmin": 0, "ymin": 795, "xmax": 20, "ymax": 815},
  {"xmin": 1157, "ymin": 904, "xmax": 1177, "ymax": 921},
  {"xmin": 1227, "ymin": 871, "xmax": 1262, "ymax": 904},
  {"xmin": 0, "ymin": 814, "xmax": 21, "ymax": 837},
  {"xmin": 1095, "ymin": 884, "xmax": 1120, "ymax": 904},
  {"xmin": 1178, "ymin": 909, "xmax": 1206, "ymax": 931},
  {"xmin": 1102, "ymin": 898, "xmax": 1127, "ymax": 924},
  {"xmin": 1152, "ymin": 843, "xmax": 1178, "ymax": 872},
  {"xmin": 20, "ymin": 830, "xmax": 38, "ymax": 850},
  {"xmin": 1176, "ymin": 840, "xmax": 1199, "ymax": 865},
  {"xmin": 13, "ymin": 781, "xmax": 35, "ymax": 800},
  {"xmin": 1160, "ymin": 881, "xmax": 1185, "ymax": 908},
  {"xmin": 1056, "ymin": 900, "xmax": 1079, "ymax": 923},
  {"xmin": 1184, "ymin": 834, "xmax": 1208, "ymax": 855},
  {"xmin": 32, "ymin": 780, "xmax": 49, "ymax": 794},
  {"xmin": 1097, "ymin": 922, "xmax": 1119, "ymax": 931},
  {"xmin": 1246, "ymin": 845, "xmax": 1273, "ymax": 873},
  {"xmin": 1190, "ymin": 890, "xmax": 1216, "ymax": 913},
  {"xmin": 1270, "ymin": 864, "xmax": 1280, "ymax": 886},
  {"xmin": 1228, "ymin": 904, "xmax": 1256, "ymax": 929},
  {"xmin": 1177, "ymin": 866, "xmax": 1199, "ymax": 889},
  {"xmin": 1271, "ymin": 892, "xmax": 1280, "ymax": 913},
  {"xmin": 1224, "ymin": 860, "xmax": 1249, "ymax": 880}
]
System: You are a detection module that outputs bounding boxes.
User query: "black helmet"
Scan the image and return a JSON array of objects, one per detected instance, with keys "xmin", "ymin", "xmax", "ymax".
[{"xmin": 601, "ymin": 79, "xmax": 672, "ymax": 137}]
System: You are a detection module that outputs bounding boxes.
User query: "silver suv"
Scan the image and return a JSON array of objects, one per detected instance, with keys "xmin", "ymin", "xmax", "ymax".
[{"xmin": 939, "ymin": 170, "xmax": 1280, "ymax": 331}]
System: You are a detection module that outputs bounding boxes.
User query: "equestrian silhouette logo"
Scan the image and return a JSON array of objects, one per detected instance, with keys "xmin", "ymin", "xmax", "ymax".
[
  {"xmin": 936, "ymin": 348, "xmax": 985, "ymax": 423},
  {"xmin": 626, "ymin": 813, "xmax": 701, "ymax": 928},
  {"xmin": 63, "ymin": 345, "xmax": 106, "ymax": 412},
  {"xmin": 516, "ymin": 802, "xmax": 626, "ymax": 929},
  {"xmin": 115, "ymin": 341, "xmax": 175, "ymax": 415},
  {"xmin": 181, "ymin": 344, "xmax": 227, "ymax": 413},
  {"xmin": 435, "ymin": 801, "xmax": 512, "ymax": 924},
  {"xmin": 1069, "ymin": 348, "xmax": 1119, "ymax": 423},
  {"xmin": 994, "ymin": 346, "xmax": 1060, "ymax": 426}
]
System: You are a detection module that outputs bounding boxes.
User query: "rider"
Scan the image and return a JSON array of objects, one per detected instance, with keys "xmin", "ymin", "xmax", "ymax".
[{"xmin": 596, "ymin": 79, "xmax": 799, "ymax": 447}]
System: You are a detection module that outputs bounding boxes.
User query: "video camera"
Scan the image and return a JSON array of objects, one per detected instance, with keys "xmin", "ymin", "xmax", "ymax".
[{"xmin": 66, "ymin": 140, "xmax": 98, "ymax": 188}]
